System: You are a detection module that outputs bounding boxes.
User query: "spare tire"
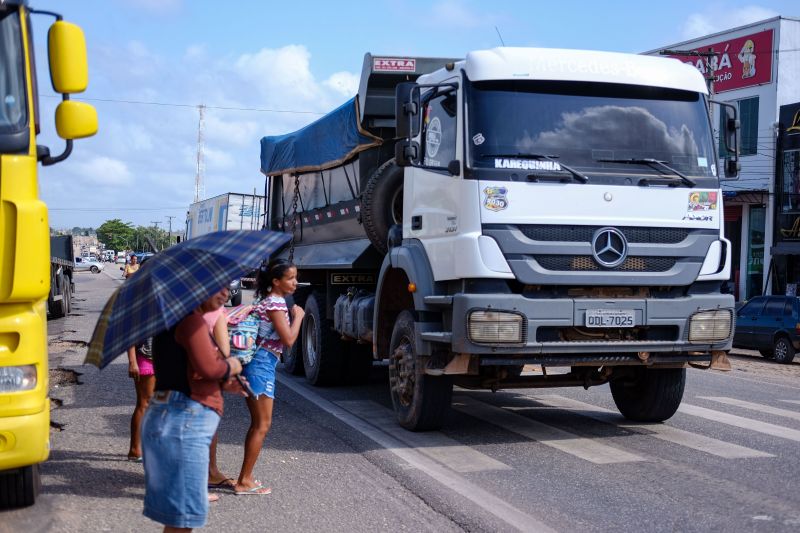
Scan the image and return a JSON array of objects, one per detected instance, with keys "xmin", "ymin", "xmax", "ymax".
[{"xmin": 362, "ymin": 159, "xmax": 403, "ymax": 254}]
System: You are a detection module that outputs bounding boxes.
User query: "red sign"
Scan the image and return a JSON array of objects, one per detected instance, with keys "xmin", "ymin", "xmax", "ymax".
[
  {"xmin": 373, "ymin": 58, "xmax": 416, "ymax": 73},
  {"xmin": 668, "ymin": 29, "xmax": 773, "ymax": 93}
]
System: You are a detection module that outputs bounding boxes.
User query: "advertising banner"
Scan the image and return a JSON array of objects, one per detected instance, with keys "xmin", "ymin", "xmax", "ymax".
[{"xmin": 667, "ymin": 29, "xmax": 773, "ymax": 93}]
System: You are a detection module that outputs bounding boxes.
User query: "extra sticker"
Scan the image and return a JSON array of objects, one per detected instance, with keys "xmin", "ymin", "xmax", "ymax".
[
  {"xmin": 483, "ymin": 186, "xmax": 509, "ymax": 212},
  {"xmin": 426, "ymin": 116, "xmax": 442, "ymax": 157},
  {"xmin": 472, "ymin": 133, "xmax": 485, "ymax": 146},
  {"xmin": 688, "ymin": 191, "xmax": 718, "ymax": 211}
]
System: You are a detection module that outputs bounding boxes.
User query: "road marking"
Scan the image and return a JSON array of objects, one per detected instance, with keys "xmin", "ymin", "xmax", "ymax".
[
  {"xmin": 698, "ymin": 397, "xmax": 800, "ymax": 422},
  {"xmin": 678, "ymin": 404, "xmax": 800, "ymax": 443},
  {"xmin": 336, "ymin": 400, "xmax": 510, "ymax": 473},
  {"xmin": 779, "ymin": 400, "xmax": 800, "ymax": 406},
  {"xmin": 452, "ymin": 395, "xmax": 645, "ymax": 464},
  {"xmin": 523, "ymin": 394, "xmax": 772, "ymax": 459},
  {"xmin": 278, "ymin": 376, "xmax": 554, "ymax": 533}
]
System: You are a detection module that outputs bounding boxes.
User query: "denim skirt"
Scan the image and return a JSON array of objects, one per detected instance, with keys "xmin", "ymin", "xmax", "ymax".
[
  {"xmin": 141, "ymin": 390, "xmax": 220, "ymax": 529},
  {"xmin": 242, "ymin": 347, "xmax": 280, "ymax": 399}
]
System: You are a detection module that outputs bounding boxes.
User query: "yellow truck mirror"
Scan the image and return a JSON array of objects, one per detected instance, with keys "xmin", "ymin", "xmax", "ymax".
[
  {"xmin": 55, "ymin": 101, "xmax": 98, "ymax": 139},
  {"xmin": 48, "ymin": 21, "xmax": 89, "ymax": 94}
]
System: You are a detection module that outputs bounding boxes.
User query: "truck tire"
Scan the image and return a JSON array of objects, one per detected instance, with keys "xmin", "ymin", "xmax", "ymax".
[
  {"xmin": 90, "ymin": 266, "xmax": 100, "ymax": 274},
  {"xmin": 282, "ymin": 338, "xmax": 305, "ymax": 376},
  {"xmin": 610, "ymin": 366, "xmax": 685, "ymax": 422},
  {"xmin": 362, "ymin": 159, "xmax": 403, "ymax": 254},
  {"xmin": 0, "ymin": 464, "xmax": 40, "ymax": 509},
  {"xmin": 48, "ymin": 272, "xmax": 68, "ymax": 318},
  {"xmin": 773, "ymin": 336, "xmax": 796, "ymax": 364},
  {"xmin": 302, "ymin": 293, "xmax": 345, "ymax": 385},
  {"xmin": 389, "ymin": 310, "xmax": 452, "ymax": 431}
]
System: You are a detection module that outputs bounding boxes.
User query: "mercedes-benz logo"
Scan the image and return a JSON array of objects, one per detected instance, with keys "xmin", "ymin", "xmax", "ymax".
[{"xmin": 591, "ymin": 227, "xmax": 628, "ymax": 268}]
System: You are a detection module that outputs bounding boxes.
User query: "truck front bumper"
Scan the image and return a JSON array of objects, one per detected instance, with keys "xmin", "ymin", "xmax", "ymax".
[
  {"xmin": 445, "ymin": 292, "xmax": 734, "ymax": 358},
  {"xmin": 0, "ymin": 405, "xmax": 50, "ymax": 472}
]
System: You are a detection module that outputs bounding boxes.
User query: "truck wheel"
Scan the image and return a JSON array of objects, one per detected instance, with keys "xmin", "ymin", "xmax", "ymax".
[
  {"xmin": 282, "ymin": 337, "xmax": 305, "ymax": 376},
  {"xmin": 773, "ymin": 336, "xmax": 796, "ymax": 364},
  {"xmin": 389, "ymin": 310, "xmax": 452, "ymax": 431},
  {"xmin": 0, "ymin": 464, "xmax": 40, "ymax": 509},
  {"xmin": 362, "ymin": 159, "xmax": 403, "ymax": 254},
  {"xmin": 90, "ymin": 266, "xmax": 99, "ymax": 274},
  {"xmin": 48, "ymin": 272, "xmax": 68, "ymax": 318},
  {"xmin": 230, "ymin": 292, "xmax": 242, "ymax": 307},
  {"xmin": 302, "ymin": 293, "xmax": 344, "ymax": 385},
  {"xmin": 610, "ymin": 366, "xmax": 685, "ymax": 422}
]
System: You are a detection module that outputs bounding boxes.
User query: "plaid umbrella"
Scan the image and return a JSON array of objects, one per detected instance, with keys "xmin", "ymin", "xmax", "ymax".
[{"xmin": 84, "ymin": 230, "xmax": 290, "ymax": 369}]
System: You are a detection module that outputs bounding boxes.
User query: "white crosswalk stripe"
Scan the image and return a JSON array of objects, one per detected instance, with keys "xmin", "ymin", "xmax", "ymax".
[
  {"xmin": 336, "ymin": 400, "xmax": 511, "ymax": 473},
  {"xmin": 452, "ymin": 395, "xmax": 646, "ymax": 464},
  {"xmin": 525, "ymin": 394, "xmax": 773, "ymax": 459},
  {"xmin": 678, "ymin": 404, "xmax": 800, "ymax": 442},
  {"xmin": 780, "ymin": 400, "xmax": 800, "ymax": 406},
  {"xmin": 698, "ymin": 397, "xmax": 800, "ymax": 422}
]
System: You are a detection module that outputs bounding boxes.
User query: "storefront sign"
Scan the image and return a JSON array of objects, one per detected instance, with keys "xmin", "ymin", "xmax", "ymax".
[{"xmin": 667, "ymin": 29, "xmax": 773, "ymax": 93}]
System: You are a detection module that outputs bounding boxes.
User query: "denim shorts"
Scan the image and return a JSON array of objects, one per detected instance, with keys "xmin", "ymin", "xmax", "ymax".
[
  {"xmin": 242, "ymin": 347, "xmax": 280, "ymax": 399},
  {"xmin": 141, "ymin": 390, "xmax": 220, "ymax": 529}
]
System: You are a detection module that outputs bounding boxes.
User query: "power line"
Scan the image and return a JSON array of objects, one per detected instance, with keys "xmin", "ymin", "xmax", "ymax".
[{"xmin": 39, "ymin": 94, "xmax": 325, "ymax": 115}]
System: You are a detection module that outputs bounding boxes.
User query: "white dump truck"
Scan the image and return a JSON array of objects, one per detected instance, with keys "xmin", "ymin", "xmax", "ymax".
[{"xmin": 261, "ymin": 48, "xmax": 740, "ymax": 430}]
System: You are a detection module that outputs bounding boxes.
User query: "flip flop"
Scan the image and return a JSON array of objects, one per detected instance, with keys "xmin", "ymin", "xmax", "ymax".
[
  {"xmin": 127, "ymin": 455, "xmax": 143, "ymax": 463},
  {"xmin": 207, "ymin": 478, "xmax": 236, "ymax": 490},
  {"xmin": 234, "ymin": 485, "xmax": 272, "ymax": 496},
  {"xmin": 208, "ymin": 493, "xmax": 220, "ymax": 503}
]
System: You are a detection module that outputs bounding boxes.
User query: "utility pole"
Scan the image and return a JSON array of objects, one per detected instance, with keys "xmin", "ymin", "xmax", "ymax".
[
  {"xmin": 194, "ymin": 104, "xmax": 206, "ymax": 203},
  {"xmin": 165, "ymin": 215, "xmax": 175, "ymax": 246},
  {"xmin": 659, "ymin": 47, "xmax": 717, "ymax": 120}
]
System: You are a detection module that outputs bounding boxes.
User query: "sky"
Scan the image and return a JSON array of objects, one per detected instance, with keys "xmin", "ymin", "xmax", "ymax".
[{"xmin": 26, "ymin": 0, "xmax": 798, "ymax": 231}]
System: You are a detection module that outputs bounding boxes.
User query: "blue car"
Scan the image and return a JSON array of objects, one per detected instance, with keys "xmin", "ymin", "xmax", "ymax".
[{"xmin": 733, "ymin": 295, "xmax": 799, "ymax": 364}]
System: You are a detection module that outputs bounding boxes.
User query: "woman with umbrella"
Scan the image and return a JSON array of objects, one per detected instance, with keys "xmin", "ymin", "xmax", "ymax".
[{"xmin": 142, "ymin": 285, "xmax": 244, "ymax": 530}]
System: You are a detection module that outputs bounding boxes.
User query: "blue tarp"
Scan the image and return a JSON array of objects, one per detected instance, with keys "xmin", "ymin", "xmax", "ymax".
[{"xmin": 260, "ymin": 97, "xmax": 382, "ymax": 176}]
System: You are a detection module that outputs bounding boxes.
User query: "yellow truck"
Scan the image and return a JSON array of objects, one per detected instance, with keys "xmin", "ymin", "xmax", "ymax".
[{"xmin": 0, "ymin": 1, "xmax": 96, "ymax": 507}]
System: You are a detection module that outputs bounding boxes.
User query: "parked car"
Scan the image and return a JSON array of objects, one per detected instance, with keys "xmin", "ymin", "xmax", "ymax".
[
  {"xmin": 733, "ymin": 295, "xmax": 799, "ymax": 364},
  {"xmin": 74, "ymin": 256, "xmax": 105, "ymax": 274}
]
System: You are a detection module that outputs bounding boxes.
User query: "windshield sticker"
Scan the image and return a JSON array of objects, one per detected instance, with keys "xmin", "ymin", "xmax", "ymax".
[
  {"xmin": 697, "ymin": 157, "xmax": 708, "ymax": 167},
  {"xmin": 426, "ymin": 116, "xmax": 442, "ymax": 158},
  {"xmin": 472, "ymin": 133, "xmax": 485, "ymax": 146},
  {"xmin": 710, "ymin": 163, "xmax": 717, "ymax": 177},
  {"xmin": 483, "ymin": 186, "xmax": 509, "ymax": 212},
  {"xmin": 494, "ymin": 159, "xmax": 562, "ymax": 171},
  {"xmin": 688, "ymin": 191, "xmax": 718, "ymax": 212}
]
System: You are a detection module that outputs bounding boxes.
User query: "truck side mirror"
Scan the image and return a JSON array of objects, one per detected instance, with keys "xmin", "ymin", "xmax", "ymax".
[
  {"xmin": 395, "ymin": 140, "xmax": 419, "ymax": 167},
  {"xmin": 48, "ymin": 21, "xmax": 89, "ymax": 94},
  {"xmin": 395, "ymin": 82, "xmax": 420, "ymax": 139},
  {"xmin": 55, "ymin": 100, "xmax": 98, "ymax": 139},
  {"xmin": 710, "ymin": 100, "xmax": 740, "ymax": 179}
]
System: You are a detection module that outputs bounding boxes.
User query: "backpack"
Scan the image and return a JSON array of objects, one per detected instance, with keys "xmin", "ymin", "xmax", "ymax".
[{"xmin": 227, "ymin": 305, "xmax": 259, "ymax": 365}]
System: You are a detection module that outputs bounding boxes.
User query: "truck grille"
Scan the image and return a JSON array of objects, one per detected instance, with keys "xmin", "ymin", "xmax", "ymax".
[
  {"xmin": 519, "ymin": 225, "xmax": 689, "ymax": 244},
  {"xmin": 536, "ymin": 255, "xmax": 676, "ymax": 272}
]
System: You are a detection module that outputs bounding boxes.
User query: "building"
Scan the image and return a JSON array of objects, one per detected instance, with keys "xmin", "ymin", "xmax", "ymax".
[
  {"xmin": 770, "ymin": 101, "xmax": 800, "ymax": 295},
  {"xmin": 646, "ymin": 16, "xmax": 800, "ymax": 301}
]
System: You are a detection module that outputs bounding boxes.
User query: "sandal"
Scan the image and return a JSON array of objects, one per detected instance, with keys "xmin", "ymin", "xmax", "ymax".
[
  {"xmin": 208, "ymin": 478, "xmax": 236, "ymax": 491},
  {"xmin": 127, "ymin": 455, "xmax": 143, "ymax": 463},
  {"xmin": 234, "ymin": 485, "xmax": 271, "ymax": 496}
]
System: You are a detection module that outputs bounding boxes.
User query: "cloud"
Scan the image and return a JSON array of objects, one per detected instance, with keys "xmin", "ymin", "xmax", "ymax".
[
  {"xmin": 681, "ymin": 6, "xmax": 778, "ymax": 40},
  {"xmin": 73, "ymin": 156, "xmax": 134, "ymax": 187},
  {"xmin": 324, "ymin": 71, "xmax": 360, "ymax": 97}
]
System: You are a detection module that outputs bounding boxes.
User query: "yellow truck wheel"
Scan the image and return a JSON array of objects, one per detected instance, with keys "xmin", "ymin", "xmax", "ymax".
[{"xmin": 0, "ymin": 464, "xmax": 40, "ymax": 509}]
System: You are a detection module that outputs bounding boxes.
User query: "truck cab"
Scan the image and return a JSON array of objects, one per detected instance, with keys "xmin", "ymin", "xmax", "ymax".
[{"xmin": 0, "ymin": 1, "xmax": 96, "ymax": 507}]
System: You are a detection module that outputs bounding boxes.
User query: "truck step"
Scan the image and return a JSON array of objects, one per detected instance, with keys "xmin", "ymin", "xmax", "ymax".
[
  {"xmin": 423, "ymin": 296, "xmax": 453, "ymax": 307},
  {"xmin": 420, "ymin": 332, "xmax": 453, "ymax": 343}
]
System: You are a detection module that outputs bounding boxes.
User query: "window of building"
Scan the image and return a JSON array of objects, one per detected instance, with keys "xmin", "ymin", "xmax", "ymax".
[{"xmin": 719, "ymin": 97, "xmax": 759, "ymax": 157}]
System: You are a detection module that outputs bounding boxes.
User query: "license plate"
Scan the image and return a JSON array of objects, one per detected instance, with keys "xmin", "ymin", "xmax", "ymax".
[{"xmin": 585, "ymin": 309, "xmax": 635, "ymax": 328}]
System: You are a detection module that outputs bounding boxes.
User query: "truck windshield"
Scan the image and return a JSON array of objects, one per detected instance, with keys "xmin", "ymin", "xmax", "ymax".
[
  {"xmin": 0, "ymin": 9, "xmax": 27, "ymax": 135},
  {"xmin": 467, "ymin": 80, "xmax": 718, "ymax": 182}
]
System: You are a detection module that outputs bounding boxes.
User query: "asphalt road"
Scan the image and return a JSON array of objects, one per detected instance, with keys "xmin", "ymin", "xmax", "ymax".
[{"xmin": 2, "ymin": 270, "xmax": 800, "ymax": 532}]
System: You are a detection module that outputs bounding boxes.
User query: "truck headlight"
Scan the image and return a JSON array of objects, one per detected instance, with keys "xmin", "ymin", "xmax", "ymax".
[
  {"xmin": 688, "ymin": 310, "xmax": 732, "ymax": 342},
  {"xmin": 468, "ymin": 310, "xmax": 525, "ymax": 344},
  {"xmin": 0, "ymin": 365, "xmax": 37, "ymax": 392}
]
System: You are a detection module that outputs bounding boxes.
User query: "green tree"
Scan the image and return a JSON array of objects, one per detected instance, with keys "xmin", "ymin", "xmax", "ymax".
[{"xmin": 96, "ymin": 219, "xmax": 134, "ymax": 252}]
